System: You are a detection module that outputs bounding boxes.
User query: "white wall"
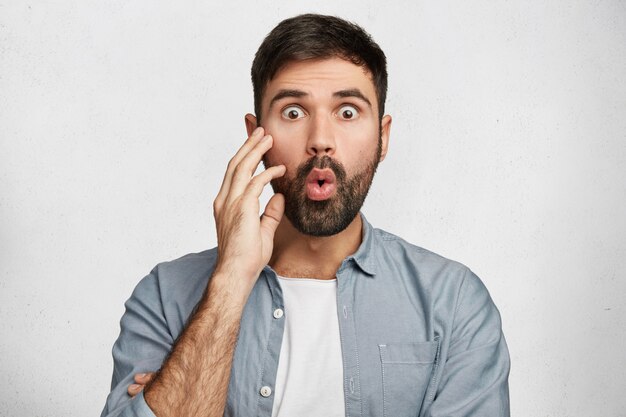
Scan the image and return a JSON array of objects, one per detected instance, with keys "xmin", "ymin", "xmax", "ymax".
[{"xmin": 1, "ymin": 1, "xmax": 625, "ymax": 416}]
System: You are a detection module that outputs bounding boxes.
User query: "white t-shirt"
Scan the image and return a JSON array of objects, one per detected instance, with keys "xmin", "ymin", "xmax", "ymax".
[{"xmin": 271, "ymin": 276, "xmax": 345, "ymax": 417}]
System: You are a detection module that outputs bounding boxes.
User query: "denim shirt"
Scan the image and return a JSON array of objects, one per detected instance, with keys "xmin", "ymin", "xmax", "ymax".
[{"xmin": 101, "ymin": 214, "xmax": 510, "ymax": 417}]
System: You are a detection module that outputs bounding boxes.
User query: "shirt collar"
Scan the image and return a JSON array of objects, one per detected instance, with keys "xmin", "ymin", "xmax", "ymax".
[
  {"xmin": 343, "ymin": 212, "xmax": 378, "ymax": 277},
  {"xmin": 263, "ymin": 212, "xmax": 379, "ymax": 278}
]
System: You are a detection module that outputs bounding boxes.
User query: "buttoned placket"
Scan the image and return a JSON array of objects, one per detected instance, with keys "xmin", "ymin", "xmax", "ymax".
[
  {"xmin": 251, "ymin": 216, "xmax": 376, "ymax": 417},
  {"xmin": 255, "ymin": 268, "xmax": 285, "ymax": 417},
  {"xmin": 336, "ymin": 260, "xmax": 363, "ymax": 417}
]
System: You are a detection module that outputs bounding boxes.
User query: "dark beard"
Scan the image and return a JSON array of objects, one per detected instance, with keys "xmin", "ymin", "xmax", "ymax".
[{"xmin": 265, "ymin": 141, "xmax": 381, "ymax": 237}]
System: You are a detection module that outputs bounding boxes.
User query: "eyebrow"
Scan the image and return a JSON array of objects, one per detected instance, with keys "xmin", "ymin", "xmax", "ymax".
[
  {"xmin": 268, "ymin": 88, "xmax": 373, "ymax": 110},
  {"xmin": 333, "ymin": 89, "xmax": 372, "ymax": 108},
  {"xmin": 269, "ymin": 89, "xmax": 308, "ymax": 110}
]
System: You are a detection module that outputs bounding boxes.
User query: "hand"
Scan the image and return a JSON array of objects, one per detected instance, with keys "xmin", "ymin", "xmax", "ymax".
[
  {"xmin": 127, "ymin": 372, "xmax": 155, "ymax": 397},
  {"xmin": 212, "ymin": 127, "xmax": 286, "ymax": 296}
]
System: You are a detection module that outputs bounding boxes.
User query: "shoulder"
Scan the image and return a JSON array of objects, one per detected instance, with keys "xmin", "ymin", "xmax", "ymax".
[
  {"xmin": 367, "ymin": 226, "xmax": 493, "ymax": 304},
  {"xmin": 372, "ymin": 227, "xmax": 470, "ymax": 281},
  {"xmin": 151, "ymin": 247, "xmax": 218, "ymax": 281},
  {"xmin": 122, "ymin": 248, "xmax": 219, "ymax": 339},
  {"xmin": 369, "ymin": 226, "xmax": 502, "ymax": 332},
  {"xmin": 130, "ymin": 247, "xmax": 219, "ymax": 308}
]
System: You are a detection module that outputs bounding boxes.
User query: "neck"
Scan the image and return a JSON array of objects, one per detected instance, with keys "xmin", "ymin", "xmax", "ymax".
[{"xmin": 269, "ymin": 214, "xmax": 363, "ymax": 280}]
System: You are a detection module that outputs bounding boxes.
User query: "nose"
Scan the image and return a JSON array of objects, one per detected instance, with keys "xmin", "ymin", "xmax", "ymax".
[{"xmin": 306, "ymin": 114, "xmax": 336, "ymax": 157}]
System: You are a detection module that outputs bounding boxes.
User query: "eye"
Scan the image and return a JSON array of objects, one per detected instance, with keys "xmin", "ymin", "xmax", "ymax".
[
  {"xmin": 338, "ymin": 105, "xmax": 359, "ymax": 120},
  {"xmin": 281, "ymin": 106, "xmax": 306, "ymax": 120}
]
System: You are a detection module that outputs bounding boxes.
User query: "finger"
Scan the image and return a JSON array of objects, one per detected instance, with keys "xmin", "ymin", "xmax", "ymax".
[
  {"xmin": 128, "ymin": 383, "xmax": 144, "ymax": 397},
  {"xmin": 134, "ymin": 372, "xmax": 155, "ymax": 384},
  {"xmin": 215, "ymin": 127, "xmax": 265, "ymax": 209},
  {"xmin": 226, "ymin": 135, "xmax": 276, "ymax": 201},
  {"xmin": 221, "ymin": 127, "xmax": 265, "ymax": 190},
  {"xmin": 245, "ymin": 164, "xmax": 286, "ymax": 199},
  {"xmin": 260, "ymin": 193, "xmax": 285, "ymax": 238}
]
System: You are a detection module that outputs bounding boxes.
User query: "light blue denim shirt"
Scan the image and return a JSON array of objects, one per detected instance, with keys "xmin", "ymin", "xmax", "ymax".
[{"xmin": 101, "ymin": 214, "xmax": 510, "ymax": 417}]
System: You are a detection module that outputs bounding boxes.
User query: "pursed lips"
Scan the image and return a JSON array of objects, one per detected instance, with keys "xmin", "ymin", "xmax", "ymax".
[{"xmin": 305, "ymin": 168, "xmax": 337, "ymax": 201}]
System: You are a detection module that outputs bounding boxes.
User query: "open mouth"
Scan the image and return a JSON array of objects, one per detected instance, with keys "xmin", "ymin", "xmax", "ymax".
[{"xmin": 305, "ymin": 168, "xmax": 337, "ymax": 201}]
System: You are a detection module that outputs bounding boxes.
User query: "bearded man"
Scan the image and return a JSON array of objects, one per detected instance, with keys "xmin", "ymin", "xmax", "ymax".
[{"xmin": 101, "ymin": 14, "xmax": 510, "ymax": 417}]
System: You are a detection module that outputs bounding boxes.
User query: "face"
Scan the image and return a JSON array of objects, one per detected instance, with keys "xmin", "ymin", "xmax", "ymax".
[{"xmin": 246, "ymin": 57, "xmax": 391, "ymax": 236}]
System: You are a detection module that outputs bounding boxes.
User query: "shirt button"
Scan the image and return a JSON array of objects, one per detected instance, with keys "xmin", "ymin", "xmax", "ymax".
[
  {"xmin": 273, "ymin": 308, "xmax": 284, "ymax": 319},
  {"xmin": 260, "ymin": 386, "xmax": 272, "ymax": 397}
]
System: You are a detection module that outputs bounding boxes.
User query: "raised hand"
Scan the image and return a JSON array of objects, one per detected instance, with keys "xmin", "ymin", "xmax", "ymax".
[
  {"xmin": 211, "ymin": 127, "xmax": 286, "ymax": 299},
  {"xmin": 141, "ymin": 128, "xmax": 286, "ymax": 417}
]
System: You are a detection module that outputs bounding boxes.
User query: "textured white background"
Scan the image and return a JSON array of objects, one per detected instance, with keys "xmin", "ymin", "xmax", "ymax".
[{"xmin": 1, "ymin": 1, "xmax": 625, "ymax": 416}]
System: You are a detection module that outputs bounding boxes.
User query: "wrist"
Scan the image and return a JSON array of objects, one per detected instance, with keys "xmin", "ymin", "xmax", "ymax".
[
  {"xmin": 204, "ymin": 269, "xmax": 257, "ymax": 309},
  {"xmin": 213, "ymin": 258, "xmax": 262, "ymax": 281}
]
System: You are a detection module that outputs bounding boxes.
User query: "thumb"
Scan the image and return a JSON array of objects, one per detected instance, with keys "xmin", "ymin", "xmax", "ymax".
[{"xmin": 260, "ymin": 193, "xmax": 285, "ymax": 238}]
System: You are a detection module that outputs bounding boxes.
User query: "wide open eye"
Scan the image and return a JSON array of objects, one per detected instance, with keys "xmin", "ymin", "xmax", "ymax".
[
  {"xmin": 338, "ymin": 105, "xmax": 359, "ymax": 120},
  {"xmin": 281, "ymin": 106, "xmax": 306, "ymax": 120}
]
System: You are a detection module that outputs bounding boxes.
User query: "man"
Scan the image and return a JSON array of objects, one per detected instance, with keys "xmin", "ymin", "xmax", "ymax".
[{"xmin": 101, "ymin": 14, "xmax": 510, "ymax": 417}]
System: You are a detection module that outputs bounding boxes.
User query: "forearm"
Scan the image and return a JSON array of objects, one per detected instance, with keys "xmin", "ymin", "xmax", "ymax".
[
  {"xmin": 119, "ymin": 128, "xmax": 282, "ymax": 416},
  {"xmin": 143, "ymin": 271, "xmax": 247, "ymax": 417}
]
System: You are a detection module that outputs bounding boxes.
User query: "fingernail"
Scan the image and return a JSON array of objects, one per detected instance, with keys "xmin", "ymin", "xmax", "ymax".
[
  {"xmin": 253, "ymin": 127, "xmax": 263, "ymax": 136},
  {"xmin": 130, "ymin": 384, "xmax": 140, "ymax": 390},
  {"xmin": 137, "ymin": 373, "xmax": 146, "ymax": 378}
]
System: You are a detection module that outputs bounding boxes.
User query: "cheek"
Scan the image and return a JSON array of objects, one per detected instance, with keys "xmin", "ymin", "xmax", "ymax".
[
  {"xmin": 263, "ymin": 126, "xmax": 305, "ymax": 167},
  {"xmin": 262, "ymin": 140, "xmax": 299, "ymax": 175},
  {"xmin": 338, "ymin": 124, "xmax": 379, "ymax": 159}
]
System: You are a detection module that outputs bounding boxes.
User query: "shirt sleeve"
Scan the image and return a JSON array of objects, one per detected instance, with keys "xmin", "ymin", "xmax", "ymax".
[
  {"xmin": 100, "ymin": 271, "xmax": 173, "ymax": 417},
  {"xmin": 425, "ymin": 269, "xmax": 511, "ymax": 417}
]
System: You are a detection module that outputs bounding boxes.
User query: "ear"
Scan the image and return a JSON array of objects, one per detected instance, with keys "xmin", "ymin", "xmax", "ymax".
[
  {"xmin": 245, "ymin": 113, "xmax": 258, "ymax": 137},
  {"xmin": 379, "ymin": 114, "xmax": 392, "ymax": 162}
]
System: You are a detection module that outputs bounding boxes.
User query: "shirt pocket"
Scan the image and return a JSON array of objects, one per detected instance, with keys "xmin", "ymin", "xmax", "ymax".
[{"xmin": 378, "ymin": 340, "xmax": 439, "ymax": 417}]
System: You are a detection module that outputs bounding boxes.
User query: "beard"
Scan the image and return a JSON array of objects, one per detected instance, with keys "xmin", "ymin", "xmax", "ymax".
[{"xmin": 264, "ymin": 138, "xmax": 382, "ymax": 237}]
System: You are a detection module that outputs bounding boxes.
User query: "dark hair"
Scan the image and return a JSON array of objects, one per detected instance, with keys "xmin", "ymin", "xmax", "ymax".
[{"xmin": 251, "ymin": 14, "xmax": 388, "ymax": 124}]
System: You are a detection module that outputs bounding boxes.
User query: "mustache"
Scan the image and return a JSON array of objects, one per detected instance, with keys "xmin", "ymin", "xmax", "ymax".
[{"xmin": 296, "ymin": 155, "xmax": 347, "ymax": 183}]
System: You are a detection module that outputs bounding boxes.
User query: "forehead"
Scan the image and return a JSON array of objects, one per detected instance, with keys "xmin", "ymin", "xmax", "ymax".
[{"xmin": 263, "ymin": 57, "xmax": 377, "ymax": 106}]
